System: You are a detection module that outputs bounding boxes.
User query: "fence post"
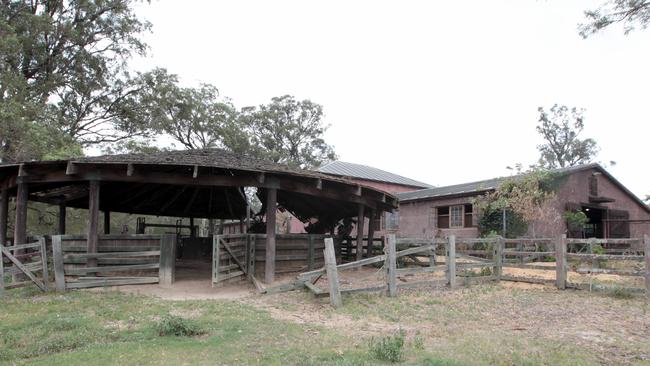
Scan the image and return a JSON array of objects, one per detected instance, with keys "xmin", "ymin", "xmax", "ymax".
[
  {"xmin": 555, "ymin": 234, "xmax": 567, "ymax": 289},
  {"xmin": 0, "ymin": 245, "xmax": 5, "ymax": 297},
  {"xmin": 39, "ymin": 237, "xmax": 49, "ymax": 291},
  {"xmin": 212, "ymin": 235, "xmax": 221, "ymax": 287},
  {"xmin": 644, "ymin": 234, "xmax": 650, "ymax": 297},
  {"xmin": 248, "ymin": 234, "xmax": 256, "ymax": 279},
  {"xmin": 429, "ymin": 239, "xmax": 436, "ymax": 267},
  {"xmin": 494, "ymin": 236, "xmax": 503, "ymax": 281},
  {"xmin": 52, "ymin": 235, "xmax": 66, "ymax": 292},
  {"xmin": 324, "ymin": 238, "xmax": 342, "ymax": 307},
  {"xmin": 447, "ymin": 235, "xmax": 456, "ymax": 288},
  {"xmin": 307, "ymin": 234, "xmax": 315, "ymax": 270},
  {"xmin": 386, "ymin": 234, "xmax": 397, "ymax": 297},
  {"xmin": 159, "ymin": 234, "xmax": 176, "ymax": 286}
]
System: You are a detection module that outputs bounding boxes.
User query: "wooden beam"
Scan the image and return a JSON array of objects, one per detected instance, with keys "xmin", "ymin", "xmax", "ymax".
[
  {"xmin": 126, "ymin": 163, "xmax": 135, "ymax": 177},
  {"xmin": 265, "ymin": 188, "xmax": 277, "ymax": 283},
  {"xmin": 14, "ymin": 183, "xmax": 28, "ymax": 245},
  {"xmin": 356, "ymin": 203, "xmax": 365, "ymax": 262},
  {"xmin": 58, "ymin": 201, "xmax": 66, "ymax": 235},
  {"xmin": 355, "ymin": 185, "xmax": 362, "ymax": 196},
  {"xmin": 159, "ymin": 234, "xmax": 176, "ymax": 286},
  {"xmin": 160, "ymin": 186, "xmax": 187, "ymax": 213},
  {"xmin": 192, "ymin": 165, "xmax": 199, "ymax": 178},
  {"xmin": 316, "ymin": 178, "xmax": 322, "ymax": 190},
  {"xmin": 17, "ymin": 164, "xmax": 27, "ymax": 177},
  {"xmin": 0, "ymin": 188, "xmax": 8, "ymax": 246},
  {"xmin": 87, "ymin": 180, "xmax": 100, "ymax": 268},
  {"xmin": 258, "ymin": 172, "xmax": 266, "ymax": 184},
  {"xmin": 66, "ymin": 162, "xmax": 78, "ymax": 175}
]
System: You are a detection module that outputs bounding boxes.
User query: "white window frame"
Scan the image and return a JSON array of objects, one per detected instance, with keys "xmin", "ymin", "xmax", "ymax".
[{"xmin": 450, "ymin": 205, "xmax": 463, "ymax": 228}]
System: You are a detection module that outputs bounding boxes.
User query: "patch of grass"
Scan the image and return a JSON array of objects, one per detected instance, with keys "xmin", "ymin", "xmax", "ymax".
[
  {"xmin": 155, "ymin": 314, "xmax": 204, "ymax": 337},
  {"xmin": 604, "ymin": 287, "xmax": 635, "ymax": 300},
  {"xmin": 369, "ymin": 330, "xmax": 405, "ymax": 363}
]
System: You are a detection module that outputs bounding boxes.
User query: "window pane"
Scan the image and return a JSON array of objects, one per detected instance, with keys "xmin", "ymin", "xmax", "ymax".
[{"xmin": 450, "ymin": 205, "xmax": 463, "ymax": 227}]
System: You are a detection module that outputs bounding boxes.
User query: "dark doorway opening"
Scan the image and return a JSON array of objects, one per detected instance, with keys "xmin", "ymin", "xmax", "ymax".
[{"xmin": 582, "ymin": 206, "xmax": 605, "ymax": 238}]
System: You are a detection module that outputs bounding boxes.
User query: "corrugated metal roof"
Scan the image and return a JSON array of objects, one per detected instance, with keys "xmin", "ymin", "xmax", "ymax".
[
  {"xmin": 397, "ymin": 163, "xmax": 607, "ymax": 202},
  {"xmin": 318, "ymin": 161, "xmax": 432, "ymax": 188}
]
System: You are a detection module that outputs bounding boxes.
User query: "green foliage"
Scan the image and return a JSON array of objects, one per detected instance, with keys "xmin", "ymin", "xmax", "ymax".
[
  {"xmin": 368, "ymin": 330, "xmax": 405, "ymax": 363},
  {"xmin": 155, "ymin": 314, "xmax": 204, "ymax": 337},
  {"xmin": 0, "ymin": 0, "xmax": 153, "ymax": 162},
  {"xmin": 563, "ymin": 210, "xmax": 589, "ymax": 231},
  {"xmin": 605, "ymin": 287, "xmax": 635, "ymax": 300},
  {"xmin": 579, "ymin": 0, "xmax": 650, "ymax": 38},
  {"xmin": 240, "ymin": 95, "xmax": 337, "ymax": 169},
  {"xmin": 536, "ymin": 104, "xmax": 599, "ymax": 169},
  {"xmin": 478, "ymin": 208, "xmax": 528, "ymax": 238}
]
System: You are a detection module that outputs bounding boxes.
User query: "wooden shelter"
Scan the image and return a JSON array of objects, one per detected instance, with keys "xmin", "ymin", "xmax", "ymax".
[{"xmin": 0, "ymin": 149, "xmax": 397, "ymax": 285}]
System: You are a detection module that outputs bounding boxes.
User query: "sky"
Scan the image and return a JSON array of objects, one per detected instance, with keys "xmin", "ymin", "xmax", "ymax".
[{"xmin": 130, "ymin": 0, "xmax": 650, "ymax": 199}]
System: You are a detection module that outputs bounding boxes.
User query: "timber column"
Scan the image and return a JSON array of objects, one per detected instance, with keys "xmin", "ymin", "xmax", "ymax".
[
  {"xmin": 265, "ymin": 188, "xmax": 277, "ymax": 283},
  {"xmin": 366, "ymin": 209, "xmax": 376, "ymax": 257},
  {"xmin": 14, "ymin": 183, "xmax": 28, "ymax": 245},
  {"xmin": 58, "ymin": 201, "xmax": 66, "ymax": 235},
  {"xmin": 87, "ymin": 180, "xmax": 100, "ymax": 268},
  {"xmin": 0, "ymin": 188, "xmax": 8, "ymax": 246},
  {"xmin": 356, "ymin": 204, "xmax": 365, "ymax": 261}
]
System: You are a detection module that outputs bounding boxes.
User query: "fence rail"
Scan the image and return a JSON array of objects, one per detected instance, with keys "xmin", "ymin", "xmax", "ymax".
[{"xmin": 293, "ymin": 234, "xmax": 650, "ymax": 307}]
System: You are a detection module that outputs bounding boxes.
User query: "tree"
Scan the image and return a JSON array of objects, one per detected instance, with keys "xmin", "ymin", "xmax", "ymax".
[
  {"xmin": 150, "ymin": 82, "xmax": 250, "ymax": 151},
  {"xmin": 579, "ymin": 0, "xmax": 650, "ymax": 38},
  {"xmin": 536, "ymin": 104, "xmax": 599, "ymax": 169},
  {"xmin": 240, "ymin": 95, "xmax": 337, "ymax": 169},
  {"xmin": 1, "ymin": 0, "xmax": 152, "ymax": 162},
  {"xmin": 475, "ymin": 168, "xmax": 560, "ymax": 237}
]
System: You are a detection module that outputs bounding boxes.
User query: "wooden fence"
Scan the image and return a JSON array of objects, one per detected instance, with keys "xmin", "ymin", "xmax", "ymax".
[
  {"xmin": 292, "ymin": 234, "xmax": 650, "ymax": 307},
  {"xmin": 52, "ymin": 234, "xmax": 176, "ymax": 290},
  {"xmin": 0, "ymin": 238, "xmax": 49, "ymax": 296}
]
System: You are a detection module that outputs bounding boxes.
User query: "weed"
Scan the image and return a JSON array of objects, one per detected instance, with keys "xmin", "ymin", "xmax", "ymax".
[
  {"xmin": 412, "ymin": 335, "xmax": 425, "ymax": 350},
  {"xmin": 605, "ymin": 287, "xmax": 635, "ymax": 300},
  {"xmin": 369, "ymin": 330, "xmax": 405, "ymax": 363},
  {"xmin": 155, "ymin": 314, "xmax": 204, "ymax": 337}
]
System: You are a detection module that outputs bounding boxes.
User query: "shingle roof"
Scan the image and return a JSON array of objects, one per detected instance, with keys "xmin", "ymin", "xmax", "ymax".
[
  {"xmin": 396, "ymin": 163, "xmax": 609, "ymax": 202},
  {"xmin": 318, "ymin": 161, "xmax": 432, "ymax": 188}
]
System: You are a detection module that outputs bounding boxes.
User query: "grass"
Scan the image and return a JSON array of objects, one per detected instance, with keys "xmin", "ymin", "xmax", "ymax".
[{"xmin": 1, "ymin": 282, "xmax": 649, "ymax": 365}]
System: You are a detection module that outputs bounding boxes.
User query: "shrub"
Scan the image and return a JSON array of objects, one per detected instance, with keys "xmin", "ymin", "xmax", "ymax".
[
  {"xmin": 156, "ymin": 314, "xmax": 204, "ymax": 337},
  {"xmin": 369, "ymin": 330, "xmax": 405, "ymax": 363}
]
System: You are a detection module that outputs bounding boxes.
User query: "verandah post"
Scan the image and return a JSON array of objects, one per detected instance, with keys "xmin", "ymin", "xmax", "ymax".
[
  {"xmin": 14, "ymin": 182, "xmax": 28, "ymax": 245},
  {"xmin": 356, "ymin": 204, "xmax": 365, "ymax": 262},
  {"xmin": 87, "ymin": 180, "xmax": 100, "ymax": 269},
  {"xmin": 324, "ymin": 237, "xmax": 342, "ymax": 307},
  {"xmin": 264, "ymin": 188, "xmax": 277, "ymax": 283},
  {"xmin": 447, "ymin": 235, "xmax": 456, "ymax": 288},
  {"xmin": 555, "ymin": 234, "xmax": 567, "ymax": 289},
  {"xmin": 366, "ymin": 209, "xmax": 376, "ymax": 257},
  {"xmin": 386, "ymin": 234, "xmax": 397, "ymax": 297},
  {"xmin": 0, "ymin": 188, "xmax": 8, "ymax": 246}
]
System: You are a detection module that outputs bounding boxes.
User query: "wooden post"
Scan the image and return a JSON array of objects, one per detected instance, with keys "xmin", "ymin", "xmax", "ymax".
[
  {"xmin": 52, "ymin": 235, "xmax": 66, "ymax": 292},
  {"xmin": 104, "ymin": 211, "xmax": 110, "ymax": 235},
  {"xmin": 366, "ymin": 209, "xmax": 375, "ymax": 257},
  {"xmin": 555, "ymin": 234, "xmax": 567, "ymax": 289},
  {"xmin": 494, "ymin": 236, "xmax": 503, "ymax": 281},
  {"xmin": 87, "ymin": 180, "xmax": 100, "ymax": 269},
  {"xmin": 0, "ymin": 244, "xmax": 5, "ymax": 297},
  {"xmin": 14, "ymin": 183, "xmax": 28, "ymax": 245},
  {"xmin": 356, "ymin": 204, "xmax": 365, "ymax": 262},
  {"xmin": 447, "ymin": 235, "xmax": 456, "ymax": 288},
  {"xmin": 0, "ymin": 188, "xmax": 8, "ymax": 246},
  {"xmin": 307, "ymin": 234, "xmax": 315, "ymax": 270},
  {"xmin": 324, "ymin": 238, "xmax": 342, "ymax": 307},
  {"xmin": 265, "ymin": 188, "xmax": 277, "ymax": 283},
  {"xmin": 212, "ymin": 235, "xmax": 221, "ymax": 286},
  {"xmin": 58, "ymin": 202, "xmax": 66, "ymax": 235},
  {"xmin": 159, "ymin": 234, "xmax": 176, "ymax": 286},
  {"xmin": 247, "ymin": 234, "xmax": 256, "ymax": 278},
  {"xmin": 39, "ymin": 237, "xmax": 49, "ymax": 291},
  {"xmin": 644, "ymin": 234, "xmax": 650, "ymax": 297},
  {"xmin": 429, "ymin": 241, "xmax": 437, "ymax": 267},
  {"xmin": 189, "ymin": 217, "xmax": 195, "ymax": 238},
  {"xmin": 386, "ymin": 234, "xmax": 397, "ymax": 297}
]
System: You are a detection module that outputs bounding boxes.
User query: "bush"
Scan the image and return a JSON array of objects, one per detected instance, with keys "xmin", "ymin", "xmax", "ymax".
[
  {"xmin": 156, "ymin": 314, "xmax": 204, "ymax": 337},
  {"xmin": 369, "ymin": 330, "xmax": 405, "ymax": 363}
]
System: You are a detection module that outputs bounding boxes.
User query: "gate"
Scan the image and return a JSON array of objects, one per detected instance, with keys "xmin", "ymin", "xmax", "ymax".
[
  {"xmin": 0, "ymin": 238, "xmax": 49, "ymax": 296},
  {"xmin": 212, "ymin": 234, "xmax": 255, "ymax": 287}
]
